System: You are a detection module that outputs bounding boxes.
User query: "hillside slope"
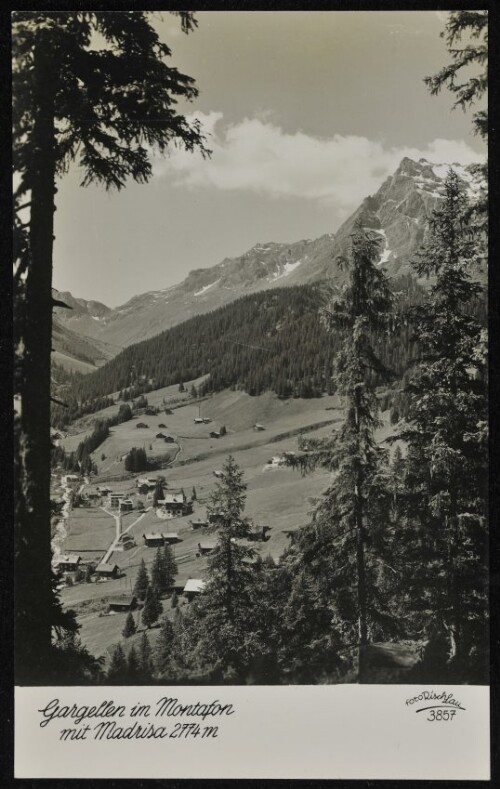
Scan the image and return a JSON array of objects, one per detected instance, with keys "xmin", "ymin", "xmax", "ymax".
[
  {"xmin": 69, "ymin": 277, "xmax": 429, "ymax": 408},
  {"xmin": 52, "ymin": 317, "xmax": 117, "ymax": 373}
]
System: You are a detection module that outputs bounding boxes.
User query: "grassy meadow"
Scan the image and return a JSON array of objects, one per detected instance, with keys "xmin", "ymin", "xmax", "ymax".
[{"xmin": 57, "ymin": 385, "xmax": 395, "ymax": 662}]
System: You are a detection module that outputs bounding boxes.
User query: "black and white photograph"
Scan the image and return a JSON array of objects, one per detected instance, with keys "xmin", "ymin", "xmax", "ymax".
[{"xmin": 12, "ymin": 5, "xmax": 491, "ymax": 780}]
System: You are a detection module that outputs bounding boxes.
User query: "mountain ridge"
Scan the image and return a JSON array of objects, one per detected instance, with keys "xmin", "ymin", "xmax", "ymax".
[{"xmin": 53, "ymin": 157, "xmax": 484, "ymax": 356}]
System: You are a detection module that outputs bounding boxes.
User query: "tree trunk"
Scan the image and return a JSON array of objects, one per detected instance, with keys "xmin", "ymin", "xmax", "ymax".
[
  {"xmin": 15, "ymin": 36, "xmax": 56, "ymax": 683},
  {"xmin": 448, "ymin": 493, "xmax": 462, "ymax": 667},
  {"xmin": 225, "ymin": 537, "xmax": 234, "ymax": 623},
  {"xmin": 354, "ymin": 389, "xmax": 368, "ymax": 683},
  {"xmin": 355, "ymin": 472, "xmax": 368, "ymax": 683}
]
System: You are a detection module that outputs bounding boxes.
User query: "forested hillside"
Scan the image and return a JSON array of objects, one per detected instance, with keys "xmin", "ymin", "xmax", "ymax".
[
  {"xmin": 52, "ymin": 268, "xmax": 486, "ymax": 433},
  {"xmin": 53, "ymin": 275, "xmax": 427, "ymax": 420}
]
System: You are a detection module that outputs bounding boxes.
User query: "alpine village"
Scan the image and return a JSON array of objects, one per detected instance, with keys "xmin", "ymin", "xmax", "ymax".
[{"xmin": 14, "ymin": 11, "xmax": 488, "ymax": 686}]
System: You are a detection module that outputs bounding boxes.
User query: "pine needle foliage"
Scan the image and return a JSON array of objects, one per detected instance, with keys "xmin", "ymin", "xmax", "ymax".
[
  {"xmin": 122, "ymin": 611, "xmax": 136, "ymax": 639},
  {"xmin": 133, "ymin": 559, "xmax": 150, "ymax": 601},
  {"xmin": 138, "ymin": 631, "xmax": 153, "ymax": 680},
  {"xmin": 396, "ymin": 170, "xmax": 488, "ymax": 679},
  {"xmin": 142, "ymin": 584, "xmax": 163, "ymax": 629},
  {"xmin": 287, "ymin": 226, "xmax": 396, "ymax": 681},
  {"xmin": 155, "ymin": 616, "xmax": 176, "ymax": 678},
  {"xmin": 188, "ymin": 456, "xmax": 259, "ymax": 681},
  {"xmin": 107, "ymin": 643, "xmax": 127, "ymax": 684},
  {"xmin": 126, "ymin": 645, "xmax": 142, "ymax": 683},
  {"xmin": 151, "ymin": 544, "xmax": 177, "ymax": 597},
  {"xmin": 424, "ymin": 11, "xmax": 488, "ymax": 140},
  {"xmin": 13, "ymin": 10, "xmax": 208, "ymax": 682}
]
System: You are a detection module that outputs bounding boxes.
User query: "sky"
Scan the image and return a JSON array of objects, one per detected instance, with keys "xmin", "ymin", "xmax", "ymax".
[{"xmin": 52, "ymin": 10, "xmax": 487, "ymax": 307}]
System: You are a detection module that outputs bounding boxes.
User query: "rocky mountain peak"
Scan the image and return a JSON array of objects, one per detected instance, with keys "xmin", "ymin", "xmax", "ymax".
[
  {"xmin": 53, "ymin": 289, "xmax": 112, "ymax": 321},
  {"xmin": 53, "ymin": 156, "xmax": 484, "ymax": 355}
]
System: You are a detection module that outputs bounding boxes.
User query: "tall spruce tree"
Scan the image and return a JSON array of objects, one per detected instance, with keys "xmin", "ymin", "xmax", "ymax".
[
  {"xmin": 138, "ymin": 631, "xmax": 153, "ymax": 680},
  {"xmin": 126, "ymin": 645, "xmax": 142, "ymax": 683},
  {"xmin": 397, "ymin": 170, "xmax": 488, "ymax": 679},
  {"xmin": 278, "ymin": 566, "xmax": 345, "ymax": 683},
  {"xmin": 188, "ymin": 456, "xmax": 258, "ymax": 680},
  {"xmin": 162, "ymin": 544, "xmax": 178, "ymax": 591},
  {"xmin": 155, "ymin": 616, "xmax": 176, "ymax": 678},
  {"xmin": 107, "ymin": 643, "xmax": 128, "ymax": 684},
  {"xmin": 151, "ymin": 544, "xmax": 177, "ymax": 597},
  {"xmin": 151, "ymin": 547, "xmax": 165, "ymax": 596},
  {"xmin": 142, "ymin": 584, "xmax": 163, "ymax": 629},
  {"xmin": 13, "ymin": 11, "xmax": 208, "ymax": 681},
  {"xmin": 133, "ymin": 559, "xmax": 150, "ymax": 601},
  {"xmin": 289, "ymin": 226, "xmax": 395, "ymax": 681},
  {"xmin": 122, "ymin": 611, "xmax": 136, "ymax": 639}
]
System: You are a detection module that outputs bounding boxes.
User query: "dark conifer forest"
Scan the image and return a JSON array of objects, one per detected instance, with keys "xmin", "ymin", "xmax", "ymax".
[{"xmin": 52, "ymin": 273, "xmax": 485, "ymax": 433}]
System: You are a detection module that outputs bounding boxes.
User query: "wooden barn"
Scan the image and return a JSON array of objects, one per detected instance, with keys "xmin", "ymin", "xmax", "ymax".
[
  {"xmin": 107, "ymin": 595, "xmax": 137, "ymax": 613},
  {"xmin": 95, "ymin": 562, "xmax": 119, "ymax": 578},
  {"xmin": 248, "ymin": 525, "xmax": 271, "ymax": 542},
  {"xmin": 53, "ymin": 554, "xmax": 81, "ymax": 572},
  {"xmin": 191, "ymin": 519, "xmax": 209, "ymax": 530},
  {"xmin": 116, "ymin": 534, "xmax": 135, "ymax": 551},
  {"xmin": 183, "ymin": 579, "xmax": 206, "ymax": 601},
  {"xmin": 197, "ymin": 540, "xmax": 217, "ymax": 557},
  {"xmin": 168, "ymin": 580, "xmax": 186, "ymax": 595},
  {"xmin": 163, "ymin": 532, "xmax": 180, "ymax": 544},
  {"xmin": 136, "ymin": 477, "xmax": 157, "ymax": 490},
  {"xmin": 143, "ymin": 532, "xmax": 165, "ymax": 547},
  {"xmin": 208, "ymin": 512, "xmax": 224, "ymax": 525}
]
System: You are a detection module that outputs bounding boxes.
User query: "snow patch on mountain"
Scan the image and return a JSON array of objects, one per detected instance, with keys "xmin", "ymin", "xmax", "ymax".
[
  {"xmin": 380, "ymin": 247, "xmax": 392, "ymax": 265},
  {"xmin": 430, "ymin": 162, "xmax": 483, "ymax": 200},
  {"xmin": 194, "ymin": 279, "xmax": 221, "ymax": 297},
  {"xmin": 373, "ymin": 229, "xmax": 392, "ymax": 266},
  {"xmin": 55, "ymin": 156, "xmax": 485, "ymax": 354},
  {"xmin": 431, "ymin": 163, "xmax": 454, "ymax": 180},
  {"xmin": 269, "ymin": 258, "xmax": 303, "ymax": 282}
]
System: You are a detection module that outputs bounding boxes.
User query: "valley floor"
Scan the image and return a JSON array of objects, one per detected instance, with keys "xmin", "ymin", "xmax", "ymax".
[{"xmin": 55, "ymin": 386, "xmax": 403, "ymax": 672}]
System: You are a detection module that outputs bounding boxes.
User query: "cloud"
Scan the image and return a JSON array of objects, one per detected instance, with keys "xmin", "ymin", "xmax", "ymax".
[{"xmin": 155, "ymin": 112, "xmax": 483, "ymax": 214}]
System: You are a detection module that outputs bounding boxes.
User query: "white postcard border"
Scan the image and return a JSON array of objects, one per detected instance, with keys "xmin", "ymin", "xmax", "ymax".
[{"xmin": 15, "ymin": 684, "xmax": 490, "ymax": 780}]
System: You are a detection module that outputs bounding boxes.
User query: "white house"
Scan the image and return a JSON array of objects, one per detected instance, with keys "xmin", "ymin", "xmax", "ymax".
[{"xmin": 183, "ymin": 579, "xmax": 206, "ymax": 600}]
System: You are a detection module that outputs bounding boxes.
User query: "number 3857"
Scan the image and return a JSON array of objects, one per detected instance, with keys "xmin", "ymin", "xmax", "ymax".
[{"xmin": 427, "ymin": 709, "xmax": 456, "ymax": 721}]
